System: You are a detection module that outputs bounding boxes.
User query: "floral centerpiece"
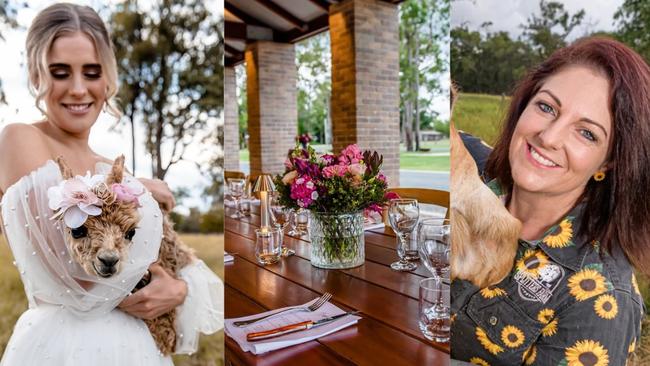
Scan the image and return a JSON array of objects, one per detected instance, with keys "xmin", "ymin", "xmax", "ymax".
[{"xmin": 274, "ymin": 143, "xmax": 391, "ymax": 268}]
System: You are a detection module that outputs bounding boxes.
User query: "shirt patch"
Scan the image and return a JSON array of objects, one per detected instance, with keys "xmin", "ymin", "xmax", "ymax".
[{"xmin": 515, "ymin": 263, "xmax": 565, "ymax": 304}]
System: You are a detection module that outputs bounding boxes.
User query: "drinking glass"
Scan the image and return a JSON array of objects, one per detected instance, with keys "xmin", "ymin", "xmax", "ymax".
[
  {"xmin": 239, "ymin": 197, "xmax": 251, "ymax": 217},
  {"xmin": 419, "ymin": 278, "xmax": 450, "ymax": 342},
  {"xmin": 388, "ymin": 198, "xmax": 419, "ymax": 271},
  {"xmin": 288, "ymin": 208, "xmax": 309, "ymax": 236},
  {"xmin": 228, "ymin": 178, "xmax": 245, "ymax": 218},
  {"xmin": 418, "ymin": 218, "xmax": 450, "ymax": 279},
  {"xmin": 269, "ymin": 194, "xmax": 295, "ymax": 256},
  {"xmin": 255, "ymin": 226, "xmax": 282, "ymax": 265}
]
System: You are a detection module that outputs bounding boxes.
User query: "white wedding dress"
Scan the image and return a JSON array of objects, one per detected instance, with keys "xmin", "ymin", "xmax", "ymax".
[{"xmin": 0, "ymin": 160, "xmax": 224, "ymax": 365}]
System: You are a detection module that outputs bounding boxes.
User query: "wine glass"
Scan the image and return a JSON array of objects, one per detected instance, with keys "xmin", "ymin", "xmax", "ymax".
[
  {"xmin": 418, "ymin": 218, "xmax": 450, "ymax": 279},
  {"xmin": 269, "ymin": 194, "xmax": 295, "ymax": 256},
  {"xmin": 388, "ymin": 198, "xmax": 420, "ymax": 271},
  {"xmin": 227, "ymin": 178, "xmax": 245, "ymax": 218},
  {"xmin": 288, "ymin": 208, "xmax": 309, "ymax": 236}
]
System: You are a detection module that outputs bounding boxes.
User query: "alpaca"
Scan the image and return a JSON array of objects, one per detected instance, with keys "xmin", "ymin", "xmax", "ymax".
[
  {"xmin": 450, "ymin": 86, "xmax": 521, "ymax": 289},
  {"xmin": 54, "ymin": 155, "xmax": 196, "ymax": 355}
]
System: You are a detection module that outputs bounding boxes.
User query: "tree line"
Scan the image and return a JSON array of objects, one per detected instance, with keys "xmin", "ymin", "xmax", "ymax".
[{"xmin": 452, "ymin": 0, "xmax": 650, "ymax": 96}]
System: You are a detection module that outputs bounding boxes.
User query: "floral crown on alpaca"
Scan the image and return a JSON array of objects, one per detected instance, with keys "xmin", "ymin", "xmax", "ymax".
[{"xmin": 47, "ymin": 156, "xmax": 143, "ymax": 229}]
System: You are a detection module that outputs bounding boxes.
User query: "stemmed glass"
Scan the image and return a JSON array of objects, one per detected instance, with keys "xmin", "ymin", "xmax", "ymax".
[
  {"xmin": 269, "ymin": 194, "xmax": 295, "ymax": 256},
  {"xmin": 288, "ymin": 208, "xmax": 309, "ymax": 236},
  {"xmin": 388, "ymin": 198, "xmax": 420, "ymax": 271},
  {"xmin": 418, "ymin": 218, "xmax": 450, "ymax": 279},
  {"xmin": 228, "ymin": 178, "xmax": 245, "ymax": 218}
]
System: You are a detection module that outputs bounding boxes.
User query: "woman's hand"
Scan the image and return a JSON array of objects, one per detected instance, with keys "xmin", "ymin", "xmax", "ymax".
[
  {"xmin": 139, "ymin": 177, "xmax": 175, "ymax": 212},
  {"xmin": 119, "ymin": 264, "xmax": 188, "ymax": 320}
]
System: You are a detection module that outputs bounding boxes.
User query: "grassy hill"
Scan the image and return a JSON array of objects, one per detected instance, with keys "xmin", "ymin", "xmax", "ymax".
[{"xmin": 452, "ymin": 92, "xmax": 511, "ymax": 145}]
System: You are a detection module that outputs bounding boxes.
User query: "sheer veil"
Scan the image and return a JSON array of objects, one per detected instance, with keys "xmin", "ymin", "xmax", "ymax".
[{"xmin": 1, "ymin": 160, "xmax": 162, "ymax": 318}]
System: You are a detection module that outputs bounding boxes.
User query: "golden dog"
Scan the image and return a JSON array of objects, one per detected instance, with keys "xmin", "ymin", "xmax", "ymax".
[{"xmin": 450, "ymin": 86, "xmax": 521, "ymax": 288}]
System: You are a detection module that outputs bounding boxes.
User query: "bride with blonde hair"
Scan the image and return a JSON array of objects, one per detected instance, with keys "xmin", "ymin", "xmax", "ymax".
[{"xmin": 0, "ymin": 3, "xmax": 223, "ymax": 365}]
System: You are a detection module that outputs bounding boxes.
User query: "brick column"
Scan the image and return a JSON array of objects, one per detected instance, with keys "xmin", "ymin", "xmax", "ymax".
[
  {"xmin": 224, "ymin": 66, "xmax": 240, "ymax": 172},
  {"xmin": 245, "ymin": 41, "xmax": 297, "ymax": 177},
  {"xmin": 329, "ymin": 0, "xmax": 400, "ymax": 186}
]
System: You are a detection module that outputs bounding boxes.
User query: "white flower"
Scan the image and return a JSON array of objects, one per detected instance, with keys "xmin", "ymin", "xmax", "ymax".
[
  {"xmin": 306, "ymin": 181, "xmax": 314, "ymax": 189},
  {"xmin": 48, "ymin": 173, "xmax": 105, "ymax": 229},
  {"xmin": 296, "ymin": 177, "xmax": 304, "ymax": 185},
  {"xmin": 311, "ymin": 191, "xmax": 319, "ymax": 200}
]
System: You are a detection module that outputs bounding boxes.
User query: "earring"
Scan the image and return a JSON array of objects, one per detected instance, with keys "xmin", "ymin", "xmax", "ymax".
[{"xmin": 593, "ymin": 171, "xmax": 606, "ymax": 181}]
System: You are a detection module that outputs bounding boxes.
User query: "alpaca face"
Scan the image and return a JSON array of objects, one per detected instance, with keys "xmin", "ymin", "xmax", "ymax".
[
  {"xmin": 54, "ymin": 155, "xmax": 142, "ymax": 278},
  {"xmin": 66, "ymin": 200, "xmax": 140, "ymax": 277}
]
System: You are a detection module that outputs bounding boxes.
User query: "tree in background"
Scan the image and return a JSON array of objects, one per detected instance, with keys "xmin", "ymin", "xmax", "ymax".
[
  {"xmin": 236, "ymin": 65, "xmax": 247, "ymax": 149},
  {"xmin": 521, "ymin": 0, "xmax": 585, "ymax": 60},
  {"xmin": 615, "ymin": 0, "xmax": 650, "ymax": 62},
  {"xmin": 451, "ymin": 0, "xmax": 584, "ymax": 95},
  {"xmin": 296, "ymin": 33, "xmax": 330, "ymax": 144},
  {"xmin": 0, "ymin": 0, "xmax": 25, "ymax": 105},
  {"xmin": 110, "ymin": 0, "xmax": 223, "ymax": 179},
  {"xmin": 400, "ymin": 0, "xmax": 450, "ymax": 152}
]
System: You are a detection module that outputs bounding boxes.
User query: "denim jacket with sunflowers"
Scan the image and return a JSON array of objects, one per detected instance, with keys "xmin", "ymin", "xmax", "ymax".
[{"xmin": 451, "ymin": 180, "xmax": 644, "ymax": 366}]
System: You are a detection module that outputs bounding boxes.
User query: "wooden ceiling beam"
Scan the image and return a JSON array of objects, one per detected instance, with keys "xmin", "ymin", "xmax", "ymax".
[
  {"xmin": 225, "ymin": 2, "xmax": 273, "ymax": 28},
  {"xmin": 225, "ymin": 43, "xmax": 243, "ymax": 57},
  {"xmin": 308, "ymin": 0, "xmax": 330, "ymax": 11},
  {"xmin": 253, "ymin": 0, "xmax": 307, "ymax": 31},
  {"xmin": 278, "ymin": 13, "xmax": 329, "ymax": 43}
]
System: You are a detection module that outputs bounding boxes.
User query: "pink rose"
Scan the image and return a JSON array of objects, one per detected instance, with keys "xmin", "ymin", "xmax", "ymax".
[
  {"xmin": 322, "ymin": 164, "xmax": 348, "ymax": 178},
  {"xmin": 111, "ymin": 183, "xmax": 144, "ymax": 206},
  {"xmin": 339, "ymin": 144, "xmax": 364, "ymax": 164},
  {"xmin": 348, "ymin": 163, "xmax": 365, "ymax": 177}
]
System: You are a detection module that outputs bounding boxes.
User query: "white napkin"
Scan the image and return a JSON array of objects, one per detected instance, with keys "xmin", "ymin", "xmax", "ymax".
[
  {"xmin": 224, "ymin": 252, "xmax": 235, "ymax": 263},
  {"xmin": 225, "ymin": 299, "xmax": 361, "ymax": 355}
]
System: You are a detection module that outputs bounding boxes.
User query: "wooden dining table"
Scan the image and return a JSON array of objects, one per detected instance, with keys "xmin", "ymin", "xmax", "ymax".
[{"xmin": 224, "ymin": 206, "xmax": 450, "ymax": 366}]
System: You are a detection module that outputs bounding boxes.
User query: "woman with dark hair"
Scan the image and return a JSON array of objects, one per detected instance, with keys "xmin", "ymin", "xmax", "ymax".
[{"xmin": 451, "ymin": 37, "xmax": 648, "ymax": 365}]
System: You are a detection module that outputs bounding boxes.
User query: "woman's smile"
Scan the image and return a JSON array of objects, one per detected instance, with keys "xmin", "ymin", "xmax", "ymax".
[{"xmin": 526, "ymin": 142, "xmax": 560, "ymax": 168}]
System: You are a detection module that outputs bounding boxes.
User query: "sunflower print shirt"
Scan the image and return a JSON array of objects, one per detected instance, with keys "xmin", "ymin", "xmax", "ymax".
[{"xmin": 451, "ymin": 181, "xmax": 644, "ymax": 366}]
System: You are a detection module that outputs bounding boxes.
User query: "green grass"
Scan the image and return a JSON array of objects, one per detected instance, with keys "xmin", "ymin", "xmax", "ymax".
[
  {"xmin": 453, "ymin": 92, "xmax": 511, "ymax": 145},
  {"xmin": 400, "ymin": 154, "xmax": 449, "ymax": 171},
  {"xmin": 0, "ymin": 234, "xmax": 224, "ymax": 366}
]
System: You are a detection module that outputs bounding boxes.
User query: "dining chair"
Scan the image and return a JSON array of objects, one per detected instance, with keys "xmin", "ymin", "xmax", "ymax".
[
  {"xmin": 384, "ymin": 187, "xmax": 450, "ymax": 222},
  {"xmin": 224, "ymin": 170, "xmax": 246, "ymax": 180}
]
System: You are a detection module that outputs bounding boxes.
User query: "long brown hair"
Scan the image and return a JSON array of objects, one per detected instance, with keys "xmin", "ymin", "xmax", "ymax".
[{"xmin": 486, "ymin": 37, "xmax": 650, "ymax": 276}]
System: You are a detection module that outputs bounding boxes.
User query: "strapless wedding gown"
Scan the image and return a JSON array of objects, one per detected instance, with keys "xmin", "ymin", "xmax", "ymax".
[{"xmin": 0, "ymin": 160, "xmax": 223, "ymax": 365}]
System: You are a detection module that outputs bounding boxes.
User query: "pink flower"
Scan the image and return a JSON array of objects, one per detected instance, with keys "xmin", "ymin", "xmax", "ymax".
[
  {"xmin": 339, "ymin": 144, "xmax": 364, "ymax": 164},
  {"xmin": 384, "ymin": 191, "xmax": 400, "ymax": 201},
  {"xmin": 348, "ymin": 163, "xmax": 365, "ymax": 177},
  {"xmin": 377, "ymin": 173, "xmax": 387, "ymax": 183},
  {"xmin": 48, "ymin": 175, "xmax": 103, "ymax": 229},
  {"xmin": 111, "ymin": 183, "xmax": 144, "ymax": 206},
  {"xmin": 290, "ymin": 175, "xmax": 317, "ymax": 208},
  {"xmin": 282, "ymin": 170, "xmax": 298, "ymax": 185},
  {"xmin": 322, "ymin": 164, "xmax": 347, "ymax": 178}
]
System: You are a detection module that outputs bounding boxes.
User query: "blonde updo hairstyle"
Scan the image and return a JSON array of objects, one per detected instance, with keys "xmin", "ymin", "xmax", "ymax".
[{"xmin": 26, "ymin": 3, "xmax": 121, "ymax": 118}]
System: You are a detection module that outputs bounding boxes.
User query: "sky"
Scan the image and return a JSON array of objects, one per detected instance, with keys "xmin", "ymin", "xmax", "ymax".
[
  {"xmin": 0, "ymin": 0, "xmax": 224, "ymax": 214},
  {"xmin": 452, "ymin": 0, "xmax": 624, "ymax": 39}
]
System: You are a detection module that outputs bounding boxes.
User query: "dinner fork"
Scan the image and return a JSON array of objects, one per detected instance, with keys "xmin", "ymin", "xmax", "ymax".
[{"xmin": 233, "ymin": 292, "xmax": 333, "ymax": 327}]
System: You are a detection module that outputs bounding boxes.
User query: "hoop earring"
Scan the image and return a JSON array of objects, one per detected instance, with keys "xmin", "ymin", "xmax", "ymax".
[{"xmin": 593, "ymin": 171, "xmax": 606, "ymax": 181}]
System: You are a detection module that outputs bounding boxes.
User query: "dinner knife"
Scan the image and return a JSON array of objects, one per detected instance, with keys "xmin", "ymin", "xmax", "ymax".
[{"xmin": 246, "ymin": 312, "xmax": 358, "ymax": 341}]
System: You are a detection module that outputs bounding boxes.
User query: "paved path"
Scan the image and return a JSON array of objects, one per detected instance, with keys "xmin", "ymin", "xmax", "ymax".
[{"xmin": 238, "ymin": 162, "xmax": 449, "ymax": 191}]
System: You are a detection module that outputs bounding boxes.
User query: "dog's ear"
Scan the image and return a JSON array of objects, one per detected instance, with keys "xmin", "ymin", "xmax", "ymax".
[
  {"xmin": 106, "ymin": 155, "xmax": 125, "ymax": 185},
  {"xmin": 55, "ymin": 156, "xmax": 74, "ymax": 179}
]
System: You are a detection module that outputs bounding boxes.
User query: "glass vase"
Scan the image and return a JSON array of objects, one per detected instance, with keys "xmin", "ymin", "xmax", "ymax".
[{"xmin": 309, "ymin": 211, "xmax": 365, "ymax": 269}]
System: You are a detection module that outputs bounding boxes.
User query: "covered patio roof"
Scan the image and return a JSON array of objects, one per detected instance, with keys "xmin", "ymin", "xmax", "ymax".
[{"xmin": 224, "ymin": 0, "xmax": 403, "ymax": 66}]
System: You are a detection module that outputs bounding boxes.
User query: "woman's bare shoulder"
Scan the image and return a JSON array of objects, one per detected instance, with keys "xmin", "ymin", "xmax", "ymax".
[{"xmin": 0, "ymin": 123, "xmax": 51, "ymax": 193}]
